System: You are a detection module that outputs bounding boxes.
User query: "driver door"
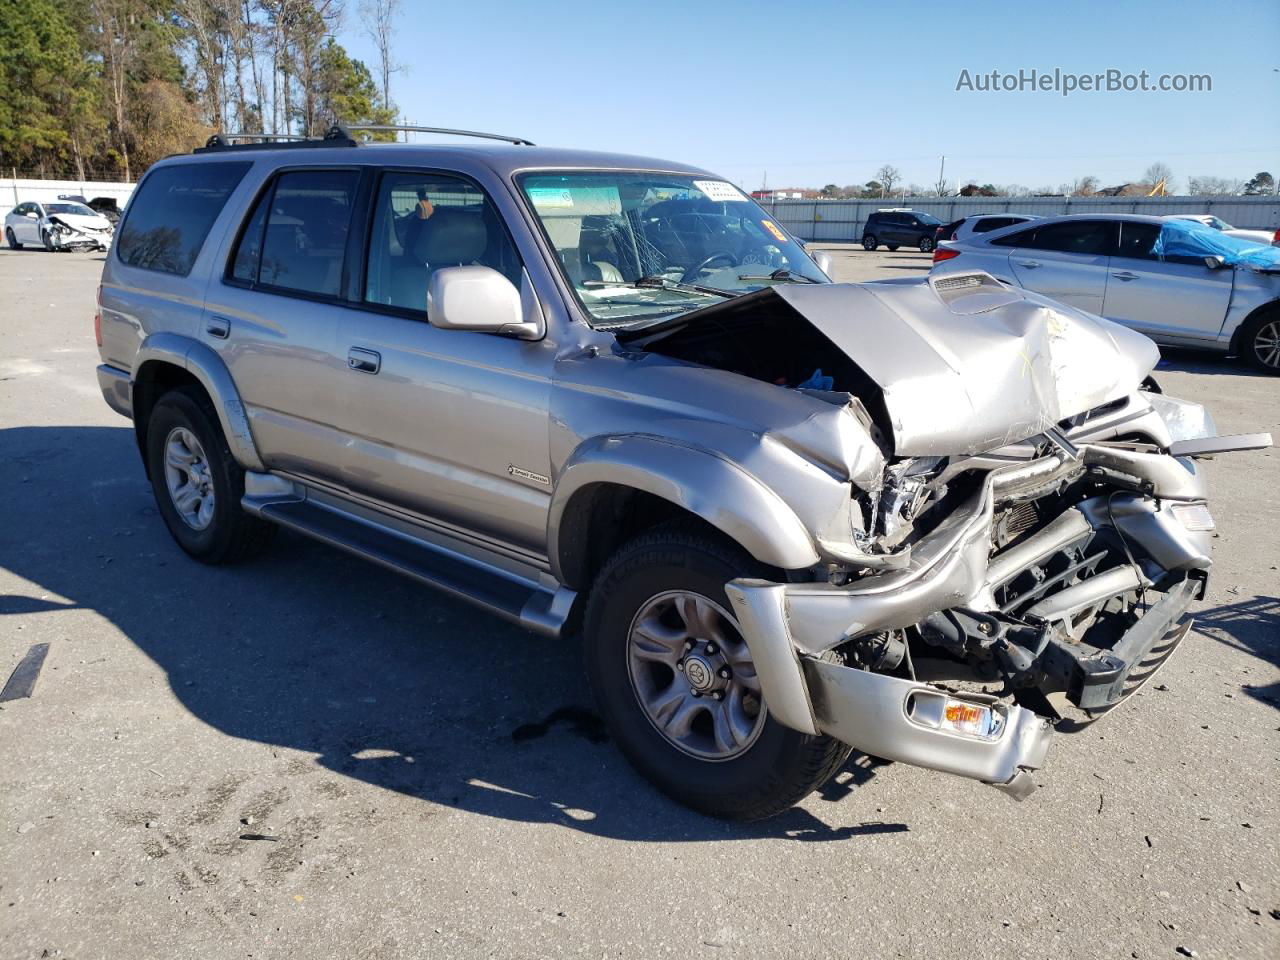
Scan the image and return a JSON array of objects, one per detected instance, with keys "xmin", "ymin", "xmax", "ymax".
[{"xmin": 338, "ymin": 168, "xmax": 555, "ymax": 553}]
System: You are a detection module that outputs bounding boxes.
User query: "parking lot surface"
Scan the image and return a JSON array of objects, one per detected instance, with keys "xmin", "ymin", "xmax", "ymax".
[{"xmin": 1, "ymin": 246, "xmax": 1277, "ymax": 959}]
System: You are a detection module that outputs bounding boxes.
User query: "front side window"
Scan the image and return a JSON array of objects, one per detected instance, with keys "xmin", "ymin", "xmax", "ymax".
[
  {"xmin": 117, "ymin": 162, "xmax": 250, "ymax": 276},
  {"xmin": 364, "ymin": 171, "xmax": 522, "ymax": 313},
  {"xmin": 229, "ymin": 169, "xmax": 358, "ymax": 297},
  {"xmin": 1115, "ymin": 222, "xmax": 1162, "ymax": 260},
  {"xmin": 518, "ymin": 171, "xmax": 827, "ymax": 329}
]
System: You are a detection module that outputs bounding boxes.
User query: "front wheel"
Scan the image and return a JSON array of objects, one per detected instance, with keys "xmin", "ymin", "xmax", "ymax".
[
  {"xmin": 5, "ymin": 227, "xmax": 22, "ymax": 249},
  {"xmin": 584, "ymin": 524, "xmax": 851, "ymax": 820},
  {"xmin": 919, "ymin": 237, "xmax": 935, "ymax": 253},
  {"xmin": 1241, "ymin": 311, "xmax": 1280, "ymax": 374},
  {"xmin": 42, "ymin": 230, "xmax": 57, "ymax": 252},
  {"xmin": 862, "ymin": 235, "xmax": 878, "ymax": 251}
]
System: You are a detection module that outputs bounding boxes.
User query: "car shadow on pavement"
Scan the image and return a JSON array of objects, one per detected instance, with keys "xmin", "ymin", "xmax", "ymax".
[
  {"xmin": 0, "ymin": 424, "xmax": 906, "ymax": 843},
  {"xmin": 1193, "ymin": 595, "xmax": 1280, "ymax": 711},
  {"xmin": 1154, "ymin": 349, "xmax": 1271, "ymax": 378}
]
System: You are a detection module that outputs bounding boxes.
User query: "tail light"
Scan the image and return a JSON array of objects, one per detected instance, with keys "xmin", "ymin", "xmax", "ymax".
[
  {"xmin": 1273, "ymin": 228, "xmax": 1280, "ymax": 246},
  {"xmin": 933, "ymin": 247, "xmax": 961, "ymax": 263},
  {"xmin": 94, "ymin": 284, "xmax": 102, "ymax": 347}
]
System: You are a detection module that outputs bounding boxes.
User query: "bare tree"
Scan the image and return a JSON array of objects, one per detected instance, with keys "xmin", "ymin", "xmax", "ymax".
[
  {"xmin": 1070, "ymin": 175, "xmax": 1099, "ymax": 196},
  {"xmin": 91, "ymin": 0, "xmax": 140, "ymax": 180},
  {"xmin": 1143, "ymin": 162, "xmax": 1174, "ymax": 193},
  {"xmin": 1186, "ymin": 175, "xmax": 1242, "ymax": 196},
  {"xmin": 874, "ymin": 164, "xmax": 900, "ymax": 198},
  {"xmin": 360, "ymin": 0, "xmax": 401, "ymax": 119}
]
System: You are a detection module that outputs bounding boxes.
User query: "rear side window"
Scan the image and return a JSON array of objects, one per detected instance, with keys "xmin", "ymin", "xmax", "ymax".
[
  {"xmin": 973, "ymin": 217, "xmax": 1020, "ymax": 233},
  {"xmin": 229, "ymin": 169, "xmax": 358, "ymax": 297},
  {"xmin": 990, "ymin": 226, "xmax": 1037, "ymax": 248},
  {"xmin": 1025, "ymin": 220, "xmax": 1116, "ymax": 256},
  {"xmin": 116, "ymin": 162, "xmax": 250, "ymax": 276}
]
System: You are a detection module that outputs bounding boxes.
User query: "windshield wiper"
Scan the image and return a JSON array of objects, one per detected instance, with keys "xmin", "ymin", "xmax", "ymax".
[
  {"xmin": 582, "ymin": 275, "xmax": 734, "ymax": 299},
  {"xmin": 736, "ymin": 267, "xmax": 817, "ymax": 284}
]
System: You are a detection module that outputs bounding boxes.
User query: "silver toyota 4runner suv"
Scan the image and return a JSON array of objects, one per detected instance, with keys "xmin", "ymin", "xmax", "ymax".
[{"xmin": 95, "ymin": 126, "xmax": 1271, "ymax": 820}]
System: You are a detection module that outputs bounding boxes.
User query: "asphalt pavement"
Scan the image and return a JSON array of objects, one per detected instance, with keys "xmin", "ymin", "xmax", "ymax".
[{"xmin": 1, "ymin": 246, "xmax": 1276, "ymax": 959}]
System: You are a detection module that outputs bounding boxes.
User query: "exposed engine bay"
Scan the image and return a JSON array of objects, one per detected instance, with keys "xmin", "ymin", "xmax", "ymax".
[{"xmin": 622, "ymin": 274, "xmax": 1272, "ymax": 798}]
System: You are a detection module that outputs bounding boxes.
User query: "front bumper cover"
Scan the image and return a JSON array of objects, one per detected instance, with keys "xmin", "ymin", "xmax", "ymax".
[{"xmin": 726, "ymin": 446, "xmax": 1214, "ymax": 799}]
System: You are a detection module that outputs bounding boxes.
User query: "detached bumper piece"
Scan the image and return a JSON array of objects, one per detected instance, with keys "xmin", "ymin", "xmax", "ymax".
[{"xmin": 803, "ymin": 660, "xmax": 1053, "ymax": 800}]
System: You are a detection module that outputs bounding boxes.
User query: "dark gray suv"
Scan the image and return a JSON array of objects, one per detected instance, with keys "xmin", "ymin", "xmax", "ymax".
[{"xmin": 862, "ymin": 208, "xmax": 943, "ymax": 252}]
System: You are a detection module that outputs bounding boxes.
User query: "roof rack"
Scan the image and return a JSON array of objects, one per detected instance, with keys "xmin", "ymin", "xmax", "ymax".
[
  {"xmin": 193, "ymin": 128, "xmax": 357, "ymax": 153},
  {"xmin": 192, "ymin": 123, "xmax": 535, "ymax": 155},
  {"xmin": 335, "ymin": 123, "xmax": 535, "ymax": 146}
]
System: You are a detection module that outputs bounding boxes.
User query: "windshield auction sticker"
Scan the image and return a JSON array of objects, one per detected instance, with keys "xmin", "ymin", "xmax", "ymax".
[
  {"xmin": 694, "ymin": 180, "xmax": 748, "ymax": 202},
  {"xmin": 527, "ymin": 188, "xmax": 575, "ymax": 208}
]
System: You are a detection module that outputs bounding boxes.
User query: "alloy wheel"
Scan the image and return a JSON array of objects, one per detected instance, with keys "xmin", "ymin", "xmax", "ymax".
[
  {"xmin": 163, "ymin": 426, "xmax": 216, "ymax": 530},
  {"xmin": 626, "ymin": 590, "xmax": 767, "ymax": 761},
  {"xmin": 1253, "ymin": 319, "xmax": 1280, "ymax": 369}
]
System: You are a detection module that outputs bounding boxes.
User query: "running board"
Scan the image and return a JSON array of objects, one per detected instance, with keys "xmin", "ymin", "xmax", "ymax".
[{"xmin": 246, "ymin": 496, "xmax": 575, "ymax": 637}]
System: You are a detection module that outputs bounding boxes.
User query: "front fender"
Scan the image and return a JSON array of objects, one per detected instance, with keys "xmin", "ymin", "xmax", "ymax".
[
  {"xmin": 548, "ymin": 434, "xmax": 821, "ymax": 581},
  {"xmin": 135, "ymin": 332, "xmax": 265, "ymax": 472}
]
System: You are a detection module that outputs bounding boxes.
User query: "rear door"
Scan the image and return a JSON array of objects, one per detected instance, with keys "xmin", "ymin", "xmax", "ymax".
[
  {"xmin": 202, "ymin": 167, "xmax": 362, "ymax": 485},
  {"xmin": 1000, "ymin": 219, "xmax": 1116, "ymax": 314},
  {"xmin": 1101, "ymin": 221, "xmax": 1234, "ymax": 343}
]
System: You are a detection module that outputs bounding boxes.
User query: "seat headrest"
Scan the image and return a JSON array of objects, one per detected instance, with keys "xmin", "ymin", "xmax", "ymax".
[{"xmin": 411, "ymin": 208, "xmax": 488, "ymax": 265}]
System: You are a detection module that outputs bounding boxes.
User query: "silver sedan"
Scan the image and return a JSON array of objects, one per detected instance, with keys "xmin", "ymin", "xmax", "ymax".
[{"xmin": 930, "ymin": 213, "xmax": 1280, "ymax": 373}]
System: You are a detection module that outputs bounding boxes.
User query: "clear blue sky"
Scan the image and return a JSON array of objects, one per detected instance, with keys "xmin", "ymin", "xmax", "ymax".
[{"xmin": 337, "ymin": 0, "xmax": 1279, "ymax": 192}]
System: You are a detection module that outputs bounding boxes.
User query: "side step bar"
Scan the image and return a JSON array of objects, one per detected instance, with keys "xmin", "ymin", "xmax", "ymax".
[{"xmin": 245, "ymin": 496, "xmax": 575, "ymax": 637}]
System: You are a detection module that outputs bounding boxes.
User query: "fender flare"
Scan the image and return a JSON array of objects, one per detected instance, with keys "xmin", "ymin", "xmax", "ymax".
[
  {"xmin": 548, "ymin": 434, "xmax": 820, "ymax": 583},
  {"xmin": 133, "ymin": 332, "xmax": 265, "ymax": 472}
]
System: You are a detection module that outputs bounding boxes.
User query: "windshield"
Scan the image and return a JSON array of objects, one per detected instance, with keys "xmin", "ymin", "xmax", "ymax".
[
  {"xmin": 915, "ymin": 212, "xmax": 942, "ymax": 225},
  {"xmin": 45, "ymin": 202, "xmax": 95, "ymax": 216},
  {"xmin": 518, "ymin": 171, "xmax": 828, "ymax": 328}
]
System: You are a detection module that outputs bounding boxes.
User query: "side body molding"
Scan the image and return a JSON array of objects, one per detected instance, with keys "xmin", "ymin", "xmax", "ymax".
[
  {"xmin": 134, "ymin": 332, "xmax": 265, "ymax": 472},
  {"xmin": 548, "ymin": 434, "xmax": 821, "ymax": 583}
]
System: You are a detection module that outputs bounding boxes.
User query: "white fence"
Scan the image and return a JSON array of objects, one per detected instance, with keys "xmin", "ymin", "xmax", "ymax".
[
  {"xmin": 6, "ymin": 178, "xmax": 136, "ymax": 209},
  {"xmin": 759, "ymin": 195, "xmax": 1280, "ymax": 243}
]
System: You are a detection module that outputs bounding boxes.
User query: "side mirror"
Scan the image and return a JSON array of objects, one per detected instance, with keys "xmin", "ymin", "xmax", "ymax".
[
  {"xmin": 1203, "ymin": 255, "xmax": 1227, "ymax": 270},
  {"xmin": 427, "ymin": 265, "xmax": 544, "ymax": 339},
  {"xmin": 812, "ymin": 250, "xmax": 833, "ymax": 277},
  {"xmin": 25, "ymin": 211, "xmax": 38, "ymax": 219}
]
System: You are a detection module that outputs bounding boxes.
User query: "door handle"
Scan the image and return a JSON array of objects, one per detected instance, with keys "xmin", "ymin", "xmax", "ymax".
[
  {"xmin": 206, "ymin": 316, "xmax": 230, "ymax": 339},
  {"xmin": 1111, "ymin": 271, "xmax": 1139, "ymax": 281},
  {"xmin": 1016, "ymin": 260, "xmax": 1041, "ymax": 269},
  {"xmin": 347, "ymin": 347, "xmax": 381, "ymax": 374}
]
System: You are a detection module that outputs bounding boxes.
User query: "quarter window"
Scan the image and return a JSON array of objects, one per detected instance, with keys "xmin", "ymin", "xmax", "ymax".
[
  {"xmin": 116, "ymin": 162, "xmax": 250, "ymax": 276},
  {"xmin": 363, "ymin": 171, "xmax": 521, "ymax": 314}
]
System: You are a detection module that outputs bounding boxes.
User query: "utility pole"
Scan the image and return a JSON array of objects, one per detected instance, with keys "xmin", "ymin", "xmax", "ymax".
[{"xmin": 935, "ymin": 155, "xmax": 947, "ymax": 196}]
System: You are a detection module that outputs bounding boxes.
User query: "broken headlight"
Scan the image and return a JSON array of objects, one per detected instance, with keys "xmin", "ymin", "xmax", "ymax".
[{"xmin": 1141, "ymin": 391, "xmax": 1217, "ymax": 444}]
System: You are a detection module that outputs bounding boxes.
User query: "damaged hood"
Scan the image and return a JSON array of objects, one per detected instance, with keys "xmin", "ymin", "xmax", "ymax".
[
  {"xmin": 49, "ymin": 213, "xmax": 112, "ymax": 232},
  {"xmin": 772, "ymin": 275, "xmax": 1158, "ymax": 456}
]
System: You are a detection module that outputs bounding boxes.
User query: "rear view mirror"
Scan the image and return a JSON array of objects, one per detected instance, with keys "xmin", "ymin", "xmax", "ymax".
[
  {"xmin": 1203, "ymin": 255, "xmax": 1227, "ymax": 270},
  {"xmin": 427, "ymin": 266, "xmax": 544, "ymax": 339},
  {"xmin": 812, "ymin": 250, "xmax": 833, "ymax": 277}
]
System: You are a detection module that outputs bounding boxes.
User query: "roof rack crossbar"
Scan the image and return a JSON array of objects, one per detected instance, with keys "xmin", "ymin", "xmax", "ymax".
[
  {"xmin": 194, "ymin": 128, "xmax": 358, "ymax": 153},
  {"xmin": 336, "ymin": 123, "xmax": 535, "ymax": 146}
]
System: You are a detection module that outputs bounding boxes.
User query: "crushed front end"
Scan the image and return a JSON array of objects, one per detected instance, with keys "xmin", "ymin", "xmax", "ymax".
[{"xmin": 726, "ymin": 391, "xmax": 1270, "ymax": 798}]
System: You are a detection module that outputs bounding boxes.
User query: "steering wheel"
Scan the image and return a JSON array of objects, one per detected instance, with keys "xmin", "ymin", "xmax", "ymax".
[{"xmin": 682, "ymin": 251, "xmax": 738, "ymax": 283}]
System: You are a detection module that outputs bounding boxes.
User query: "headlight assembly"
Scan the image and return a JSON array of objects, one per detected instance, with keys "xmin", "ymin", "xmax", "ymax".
[{"xmin": 1140, "ymin": 391, "xmax": 1217, "ymax": 444}]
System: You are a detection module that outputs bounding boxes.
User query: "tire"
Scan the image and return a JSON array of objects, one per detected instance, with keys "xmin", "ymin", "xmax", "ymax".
[
  {"xmin": 1240, "ymin": 309, "xmax": 1280, "ymax": 374},
  {"xmin": 919, "ymin": 237, "xmax": 935, "ymax": 253},
  {"xmin": 145, "ymin": 386, "xmax": 277, "ymax": 564},
  {"xmin": 583, "ymin": 523, "xmax": 852, "ymax": 821},
  {"xmin": 862, "ymin": 235, "xmax": 877, "ymax": 251},
  {"xmin": 5, "ymin": 227, "xmax": 21, "ymax": 250},
  {"xmin": 42, "ymin": 230, "xmax": 56, "ymax": 252}
]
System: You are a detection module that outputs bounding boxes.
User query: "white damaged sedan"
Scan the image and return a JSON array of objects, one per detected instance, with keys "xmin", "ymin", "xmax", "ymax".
[{"xmin": 5, "ymin": 199, "xmax": 114, "ymax": 252}]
